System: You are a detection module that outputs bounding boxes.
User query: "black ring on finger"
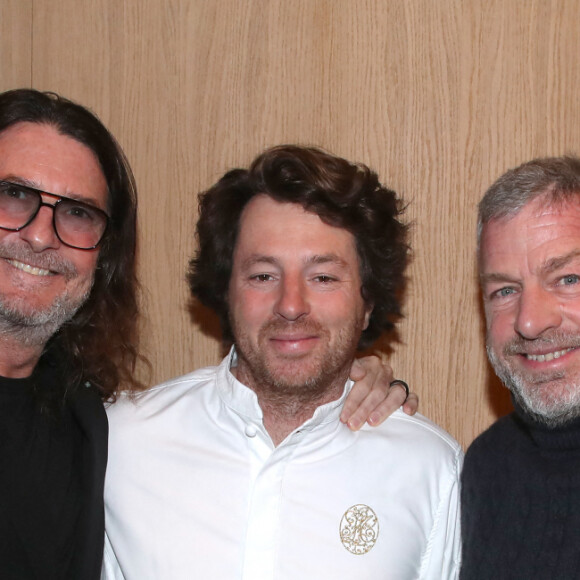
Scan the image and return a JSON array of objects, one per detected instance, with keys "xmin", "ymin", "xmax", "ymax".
[{"xmin": 389, "ymin": 379, "xmax": 409, "ymax": 404}]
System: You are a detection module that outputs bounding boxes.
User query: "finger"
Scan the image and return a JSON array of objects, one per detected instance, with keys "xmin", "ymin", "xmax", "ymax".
[
  {"xmin": 341, "ymin": 356, "xmax": 390, "ymax": 427},
  {"xmin": 349, "ymin": 355, "xmax": 394, "ymax": 386},
  {"xmin": 365, "ymin": 383, "xmax": 410, "ymax": 426},
  {"xmin": 347, "ymin": 358, "xmax": 368, "ymax": 382},
  {"xmin": 389, "ymin": 380, "xmax": 409, "ymax": 402},
  {"xmin": 339, "ymin": 379, "xmax": 373, "ymax": 426},
  {"xmin": 402, "ymin": 392, "xmax": 419, "ymax": 416},
  {"xmin": 344, "ymin": 388, "xmax": 389, "ymax": 431}
]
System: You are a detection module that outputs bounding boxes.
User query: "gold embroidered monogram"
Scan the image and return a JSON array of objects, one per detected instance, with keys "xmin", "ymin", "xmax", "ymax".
[{"xmin": 339, "ymin": 504, "xmax": 379, "ymax": 555}]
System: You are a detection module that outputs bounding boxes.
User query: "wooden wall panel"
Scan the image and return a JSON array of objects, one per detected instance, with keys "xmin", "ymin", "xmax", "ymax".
[
  {"xmin": 0, "ymin": 0, "xmax": 33, "ymax": 90},
  {"xmin": 3, "ymin": 0, "xmax": 578, "ymax": 448}
]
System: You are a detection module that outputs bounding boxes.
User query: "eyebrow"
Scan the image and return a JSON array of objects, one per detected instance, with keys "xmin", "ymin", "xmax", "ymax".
[
  {"xmin": 479, "ymin": 272, "xmax": 516, "ymax": 285},
  {"xmin": 480, "ymin": 249, "xmax": 580, "ymax": 285},
  {"xmin": 1, "ymin": 175, "xmax": 104, "ymax": 208},
  {"xmin": 308, "ymin": 254, "xmax": 350, "ymax": 267},
  {"xmin": 542, "ymin": 249, "xmax": 580, "ymax": 274},
  {"xmin": 240, "ymin": 253, "xmax": 350, "ymax": 269}
]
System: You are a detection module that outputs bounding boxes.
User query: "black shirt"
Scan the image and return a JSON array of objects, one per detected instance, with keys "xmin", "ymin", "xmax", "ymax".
[
  {"xmin": 461, "ymin": 399, "xmax": 580, "ymax": 579},
  {"xmin": 0, "ymin": 354, "xmax": 107, "ymax": 579}
]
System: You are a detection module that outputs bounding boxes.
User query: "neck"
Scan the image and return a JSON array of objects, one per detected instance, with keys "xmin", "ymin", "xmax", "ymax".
[
  {"xmin": 0, "ymin": 334, "xmax": 44, "ymax": 378},
  {"xmin": 232, "ymin": 360, "xmax": 349, "ymax": 446},
  {"xmin": 512, "ymin": 396, "xmax": 580, "ymax": 450},
  {"xmin": 259, "ymin": 389, "xmax": 344, "ymax": 445}
]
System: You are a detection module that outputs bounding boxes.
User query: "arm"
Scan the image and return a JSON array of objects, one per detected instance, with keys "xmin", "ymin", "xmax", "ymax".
[{"xmin": 340, "ymin": 355, "xmax": 419, "ymax": 430}]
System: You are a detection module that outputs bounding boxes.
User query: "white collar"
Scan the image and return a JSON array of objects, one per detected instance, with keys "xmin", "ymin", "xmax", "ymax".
[{"xmin": 216, "ymin": 346, "xmax": 353, "ymax": 435}]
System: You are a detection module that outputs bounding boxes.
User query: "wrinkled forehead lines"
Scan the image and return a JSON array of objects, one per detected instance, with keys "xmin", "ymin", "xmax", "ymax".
[
  {"xmin": 2, "ymin": 125, "xmax": 109, "ymax": 213},
  {"xmin": 482, "ymin": 196, "xmax": 580, "ymax": 232},
  {"xmin": 479, "ymin": 198, "xmax": 580, "ymax": 275},
  {"xmin": 481, "ymin": 194, "xmax": 580, "ymax": 238},
  {"xmin": 481, "ymin": 193, "xmax": 580, "ymax": 233}
]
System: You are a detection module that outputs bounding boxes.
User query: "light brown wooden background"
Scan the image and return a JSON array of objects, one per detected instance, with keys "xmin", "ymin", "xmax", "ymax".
[{"xmin": 2, "ymin": 0, "xmax": 579, "ymax": 449}]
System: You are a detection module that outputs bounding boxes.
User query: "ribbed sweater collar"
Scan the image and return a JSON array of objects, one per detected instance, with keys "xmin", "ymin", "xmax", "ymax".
[{"xmin": 512, "ymin": 395, "xmax": 580, "ymax": 450}]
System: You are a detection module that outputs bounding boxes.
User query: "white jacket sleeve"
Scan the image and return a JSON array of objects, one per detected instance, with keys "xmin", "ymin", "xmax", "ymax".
[{"xmin": 419, "ymin": 450, "xmax": 463, "ymax": 579}]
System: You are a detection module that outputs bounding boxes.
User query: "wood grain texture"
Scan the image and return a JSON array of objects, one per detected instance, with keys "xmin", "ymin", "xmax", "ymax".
[
  {"xmin": 3, "ymin": 0, "xmax": 580, "ymax": 448},
  {"xmin": 0, "ymin": 0, "xmax": 33, "ymax": 90}
]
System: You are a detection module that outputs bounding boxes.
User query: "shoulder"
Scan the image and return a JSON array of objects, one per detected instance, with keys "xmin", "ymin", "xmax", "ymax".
[
  {"xmin": 362, "ymin": 410, "xmax": 463, "ymax": 466},
  {"xmin": 462, "ymin": 413, "xmax": 521, "ymax": 486},
  {"xmin": 71, "ymin": 380, "xmax": 106, "ymax": 407},
  {"xmin": 106, "ymin": 364, "xmax": 220, "ymax": 421},
  {"xmin": 69, "ymin": 382, "xmax": 108, "ymax": 433},
  {"xmin": 369, "ymin": 409, "xmax": 461, "ymax": 448},
  {"xmin": 464, "ymin": 413, "xmax": 519, "ymax": 460}
]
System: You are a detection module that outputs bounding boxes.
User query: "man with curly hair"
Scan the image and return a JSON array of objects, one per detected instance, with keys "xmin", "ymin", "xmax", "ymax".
[{"xmin": 103, "ymin": 145, "xmax": 462, "ymax": 579}]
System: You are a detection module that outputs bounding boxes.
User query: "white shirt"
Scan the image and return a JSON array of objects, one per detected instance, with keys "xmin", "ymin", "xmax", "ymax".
[{"xmin": 103, "ymin": 350, "xmax": 462, "ymax": 579}]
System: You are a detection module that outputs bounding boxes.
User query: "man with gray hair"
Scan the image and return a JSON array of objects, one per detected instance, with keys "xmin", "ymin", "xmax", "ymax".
[{"xmin": 461, "ymin": 156, "xmax": 580, "ymax": 579}]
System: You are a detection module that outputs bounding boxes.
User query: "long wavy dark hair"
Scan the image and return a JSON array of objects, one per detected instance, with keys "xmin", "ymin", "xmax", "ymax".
[
  {"xmin": 0, "ymin": 88, "xmax": 145, "ymax": 400},
  {"xmin": 188, "ymin": 144, "xmax": 409, "ymax": 350}
]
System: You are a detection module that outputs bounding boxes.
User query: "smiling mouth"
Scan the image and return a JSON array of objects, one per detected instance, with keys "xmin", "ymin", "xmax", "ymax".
[
  {"xmin": 7, "ymin": 259, "xmax": 52, "ymax": 277},
  {"xmin": 525, "ymin": 348, "xmax": 574, "ymax": 362},
  {"xmin": 268, "ymin": 335, "xmax": 320, "ymax": 355}
]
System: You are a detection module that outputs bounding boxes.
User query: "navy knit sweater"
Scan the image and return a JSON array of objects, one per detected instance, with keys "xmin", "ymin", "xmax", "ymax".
[{"xmin": 461, "ymin": 400, "xmax": 580, "ymax": 579}]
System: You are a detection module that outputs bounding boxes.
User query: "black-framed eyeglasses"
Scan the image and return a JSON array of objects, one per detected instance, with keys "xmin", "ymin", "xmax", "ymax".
[{"xmin": 0, "ymin": 180, "xmax": 109, "ymax": 250}]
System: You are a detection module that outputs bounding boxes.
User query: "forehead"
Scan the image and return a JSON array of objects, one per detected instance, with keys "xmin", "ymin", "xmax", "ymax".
[
  {"xmin": 480, "ymin": 197, "xmax": 580, "ymax": 273},
  {"xmin": 234, "ymin": 195, "xmax": 359, "ymax": 264},
  {"xmin": 0, "ymin": 121, "xmax": 108, "ymax": 206}
]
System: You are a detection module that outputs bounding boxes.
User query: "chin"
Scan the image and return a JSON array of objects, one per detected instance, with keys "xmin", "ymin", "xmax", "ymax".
[
  {"xmin": 510, "ymin": 379, "xmax": 580, "ymax": 428},
  {"xmin": 267, "ymin": 365, "xmax": 325, "ymax": 390}
]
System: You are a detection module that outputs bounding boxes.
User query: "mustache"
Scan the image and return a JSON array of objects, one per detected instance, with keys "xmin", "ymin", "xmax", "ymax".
[
  {"xmin": 0, "ymin": 241, "xmax": 78, "ymax": 279},
  {"xmin": 260, "ymin": 318, "xmax": 324, "ymax": 335},
  {"xmin": 499, "ymin": 332, "xmax": 580, "ymax": 356}
]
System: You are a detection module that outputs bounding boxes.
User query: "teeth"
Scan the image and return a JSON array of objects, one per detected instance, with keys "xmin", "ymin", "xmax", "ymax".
[
  {"xmin": 526, "ymin": 349, "xmax": 572, "ymax": 362},
  {"xmin": 8, "ymin": 260, "xmax": 51, "ymax": 277}
]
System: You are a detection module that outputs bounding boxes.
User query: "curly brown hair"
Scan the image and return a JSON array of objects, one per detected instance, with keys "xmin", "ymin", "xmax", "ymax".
[
  {"xmin": 188, "ymin": 144, "xmax": 409, "ymax": 350},
  {"xmin": 0, "ymin": 88, "xmax": 145, "ymax": 400}
]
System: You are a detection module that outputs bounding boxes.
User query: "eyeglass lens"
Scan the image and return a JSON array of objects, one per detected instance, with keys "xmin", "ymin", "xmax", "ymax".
[{"xmin": 0, "ymin": 181, "xmax": 108, "ymax": 249}]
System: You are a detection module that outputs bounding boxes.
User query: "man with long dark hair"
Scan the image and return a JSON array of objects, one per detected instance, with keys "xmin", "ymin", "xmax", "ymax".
[{"xmin": 0, "ymin": 89, "xmax": 142, "ymax": 578}]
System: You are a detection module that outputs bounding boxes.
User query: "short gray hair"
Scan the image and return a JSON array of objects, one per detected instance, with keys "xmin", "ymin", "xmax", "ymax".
[{"xmin": 477, "ymin": 155, "xmax": 580, "ymax": 248}]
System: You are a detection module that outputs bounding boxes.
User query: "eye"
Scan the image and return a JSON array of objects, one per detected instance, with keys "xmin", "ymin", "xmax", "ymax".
[
  {"xmin": 489, "ymin": 286, "xmax": 516, "ymax": 300},
  {"xmin": 559, "ymin": 274, "xmax": 580, "ymax": 286},
  {"xmin": 0, "ymin": 184, "xmax": 30, "ymax": 200},
  {"xmin": 313, "ymin": 275, "xmax": 338, "ymax": 284},
  {"xmin": 69, "ymin": 206, "xmax": 92, "ymax": 220},
  {"xmin": 59, "ymin": 201, "xmax": 100, "ymax": 223},
  {"xmin": 250, "ymin": 274, "xmax": 274, "ymax": 282}
]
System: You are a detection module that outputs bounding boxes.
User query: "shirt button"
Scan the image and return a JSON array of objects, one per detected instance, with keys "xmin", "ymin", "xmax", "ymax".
[{"xmin": 245, "ymin": 425, "xmax": 257, "ymax": 438}]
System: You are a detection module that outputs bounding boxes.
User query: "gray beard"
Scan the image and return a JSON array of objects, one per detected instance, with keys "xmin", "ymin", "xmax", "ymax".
[
  {"xmin": 0, "ymin": 287, "xmax": 91, "ymax": 346},
  {"xmin": 487, "ymin": 343, "xmax": 580, "ymax": 428},
  {"xmin": 0, "ymin": 240, "xmax": 93, "ymax": 346}
]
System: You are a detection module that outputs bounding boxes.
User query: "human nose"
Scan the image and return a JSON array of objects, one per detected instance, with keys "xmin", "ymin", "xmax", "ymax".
[
  {"xmin": 18, "ymin": 205, "xmax": 60, "ymax": 251},
  {"xmin": 274, "ymin": 275, "xmax": 310, "ymax": 321},
  {"xmin": 514, "ymin": 286, "xmax": 562, "ymax": 340}
]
